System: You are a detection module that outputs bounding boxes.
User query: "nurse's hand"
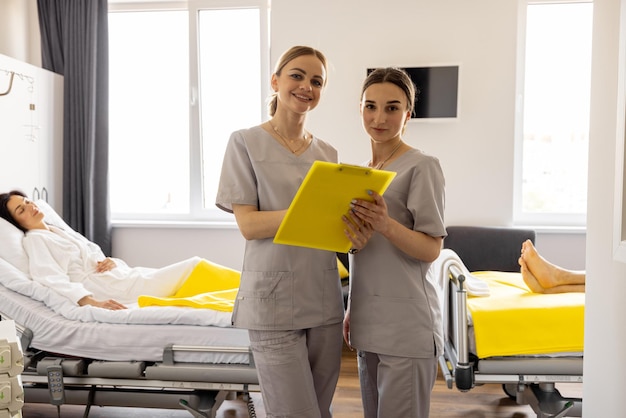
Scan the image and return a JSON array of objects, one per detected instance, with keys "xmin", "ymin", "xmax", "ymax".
[
  {"xmin": 343, "ymin": 310, "xmax": 353, "ymax": 350},
  {"xmin": 350, "ymin": 190, "xmax": 391, "ymax": 235},
  {"xmin": 342, "ymin": 211, "xmax": 372, "ymax": 252}
]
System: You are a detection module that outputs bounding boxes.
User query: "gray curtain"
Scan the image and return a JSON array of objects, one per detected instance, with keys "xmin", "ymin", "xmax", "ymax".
[{"xmin": 37, "ymin": 0, "xmax": 111, "ymax": 255}]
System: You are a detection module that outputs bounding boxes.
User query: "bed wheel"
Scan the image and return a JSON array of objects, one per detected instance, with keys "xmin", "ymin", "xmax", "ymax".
[
  {"xmin": 455, "ymin": 363, "xmax": 474, "ymax": 391},
  {"xmin": 502, "ymin": 383, "xmax": 517, "ymax": 399}
]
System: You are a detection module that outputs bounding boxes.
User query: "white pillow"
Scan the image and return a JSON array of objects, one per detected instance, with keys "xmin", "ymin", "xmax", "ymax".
[
  {"xmin": 0, "ymin": 199, "xmax": 68, "ymax": 274},
  {"xmin": 36, "ymin": 199, "xmax": 71, "ymax": 230},
  {"xmin": 0, "ymin": 216, "xmax": 28, "ymax": 273}
]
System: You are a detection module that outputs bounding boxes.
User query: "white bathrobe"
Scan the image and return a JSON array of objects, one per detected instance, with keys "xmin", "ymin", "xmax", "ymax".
[{"xmin": 23, "ymin": 225, "xmax": 198, "ymax": 305}]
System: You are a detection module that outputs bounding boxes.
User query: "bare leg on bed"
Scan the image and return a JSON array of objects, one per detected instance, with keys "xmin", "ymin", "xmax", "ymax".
[{"xmin": 519, "ymin": 239, "xmax": 585, "ymax": 293}]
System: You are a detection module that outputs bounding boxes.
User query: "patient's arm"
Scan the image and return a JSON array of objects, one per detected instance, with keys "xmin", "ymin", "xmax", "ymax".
[
  {"xmin": 24, "ymin": 230, "xmax": 126, "ymax": 308},
  {"xmin": 78, "ymin": 295, "xmax": 127, "ymax": 310},
  {"xmin": 24, "ymin": 234, "xmax": 93, "ymax": 304}
]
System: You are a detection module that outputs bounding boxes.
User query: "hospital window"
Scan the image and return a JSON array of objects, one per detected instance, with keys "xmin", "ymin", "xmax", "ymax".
[
  {"xmin": 514, "ymin": 1, "xmax": 593, "ymax": 227},
  {"xmin": 108, "ymin": 0, "xmax": 269, "ymax": 221}
]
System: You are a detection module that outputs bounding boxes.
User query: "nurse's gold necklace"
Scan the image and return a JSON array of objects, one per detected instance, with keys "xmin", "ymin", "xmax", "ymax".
[
  {"xmin": 369, "ymin": 140, "xmax": 403, "ymax": 170},
  {"xmin": 269, "ymin": 120, "xmax": 310, "ymax": 154}
]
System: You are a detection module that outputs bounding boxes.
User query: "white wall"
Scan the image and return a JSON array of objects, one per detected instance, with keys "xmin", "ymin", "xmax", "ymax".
[
  {"xmin": 113, "ymin": 223, "xmax": 245, "ymax": 271},
  {"xmin": 274, "ymin": 0, "xmax": 518, "ymax": 227},
  {"xmin": 0, "ymin": 0, "xmax": 40, "ymax": 66},
  {"xmin": 583, "ymin": 0, "xmax": 626, "ymax": 415}
]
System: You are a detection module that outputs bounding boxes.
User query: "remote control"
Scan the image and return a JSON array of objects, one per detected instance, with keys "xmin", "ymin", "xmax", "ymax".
[{"xmin": 46, "ymin": 364, "xmax": 65, "ymax": 405}]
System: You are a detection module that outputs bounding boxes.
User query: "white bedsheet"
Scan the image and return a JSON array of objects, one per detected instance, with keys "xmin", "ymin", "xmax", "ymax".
[
  {"xmin": 0, "ymin": 258, "xmax": 250, "ymax": 363},
  {"xmin": 429, "ymin": 249, "xmax": 490, "ymax": 297}
]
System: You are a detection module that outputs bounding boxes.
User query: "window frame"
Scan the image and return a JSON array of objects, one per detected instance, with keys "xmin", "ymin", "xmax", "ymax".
[
  {"xmin": 108, "ymin": 0, "xmax": 270, "ymax": 223},
  {"xmin": 513, "ymin": 0, "xmax": 592, "ymax": 228}
]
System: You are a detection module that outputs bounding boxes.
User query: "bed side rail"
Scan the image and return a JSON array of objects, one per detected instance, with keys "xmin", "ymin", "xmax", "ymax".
[
  {"xmin": 445, "ymin": 265, "xmax": 474, "ymax": 391},
  {"xmin": 163, "ymin": 344, "xmax": 255, "ymax": 367}
]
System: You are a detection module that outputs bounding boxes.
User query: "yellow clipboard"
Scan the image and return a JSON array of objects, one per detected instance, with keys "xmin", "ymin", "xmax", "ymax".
[{"xmin": 274, "ymin": 161, "xmax": 397, "ymax": 253}]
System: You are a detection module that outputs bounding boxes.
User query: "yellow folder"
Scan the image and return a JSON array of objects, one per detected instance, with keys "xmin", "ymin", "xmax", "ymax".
[{"xmin": 274, "ymin": 161, "xmax": 396, "ymax": 252}]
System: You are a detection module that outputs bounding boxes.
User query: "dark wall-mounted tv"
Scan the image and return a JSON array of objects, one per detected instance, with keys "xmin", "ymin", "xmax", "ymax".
[{"xmin": 367, "ymin": 65, "xmax": 459, "ymax": 119}]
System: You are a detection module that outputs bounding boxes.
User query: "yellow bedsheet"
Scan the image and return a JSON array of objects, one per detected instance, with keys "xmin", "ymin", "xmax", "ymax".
[
  {"xmin": 467, "ymin": 271, "xmax": 584, "ymax": 358},
  {"xmin": 137, "ymin": 259, "xmax": 241, "ymax": 312}
]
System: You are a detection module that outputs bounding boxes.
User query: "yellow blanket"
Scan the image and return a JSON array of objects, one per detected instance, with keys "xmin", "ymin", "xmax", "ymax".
[
  {"xmin": 137, "ymin": 259, "xmax": 241, "ymax": 312},
  {"xmin": 467, "ymin": 271, "xmax": 584, "ymax": 358},
  {"xmin": 138, "ymin": 257, "xmax": 347, "ymax": 312}
]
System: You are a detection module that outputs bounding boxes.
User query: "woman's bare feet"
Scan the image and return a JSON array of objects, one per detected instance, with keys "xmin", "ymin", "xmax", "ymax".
[
  {"xmin": 518, "ymin": 257, "xmax": 545, "ymax": 293},
  {"xmin": 519, "ymin": 240, "xmax": 561, "ymax": 288},
  {"xmin": 518, "ymin": 239, "xmax": 585, "ymax": 293}
]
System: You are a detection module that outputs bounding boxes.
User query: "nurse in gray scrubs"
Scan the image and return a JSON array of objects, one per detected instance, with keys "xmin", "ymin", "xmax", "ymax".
[
  {"xmin": 342, "ymin": 67, "xmax": 447, "ymax": 418},
  {"xmin": 216, "ymin": 46, "xmax": 348, "ymax": 418}
]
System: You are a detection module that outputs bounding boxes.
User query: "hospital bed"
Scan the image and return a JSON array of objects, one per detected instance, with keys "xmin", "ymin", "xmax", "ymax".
[
  {"xmin": 0, "ymin": 201, "xmax": 260, "ymax": 418},
  {"xmin": 436, "ymin": 226, "xmax": 583, "ymax": 418},
  {"xmin": 0, "ymin": 258, "xmax": 260, "ymax": 418}
]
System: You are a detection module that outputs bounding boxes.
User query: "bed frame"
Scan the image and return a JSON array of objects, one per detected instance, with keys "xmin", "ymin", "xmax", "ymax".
[
  {"xmin": 5, "ymin": 316, "xmax": 261, "ymax": 418},
  {"xmin": 439, "ymin": 226, "xmax": 583, "ymax": 418},
  {"xmin": 1, "ymin": 309, "xmax": 260, "ymax": 418}
]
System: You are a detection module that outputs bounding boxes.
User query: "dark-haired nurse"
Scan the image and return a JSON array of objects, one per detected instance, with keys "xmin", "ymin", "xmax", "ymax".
[{"xmin": 343, "ymin": 67, "xmax": 446, "ymax": 418}]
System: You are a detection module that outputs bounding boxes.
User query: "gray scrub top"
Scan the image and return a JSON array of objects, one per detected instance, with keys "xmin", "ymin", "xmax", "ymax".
[
  {"xmin": 216, "ymin": 125, "xmax": 344, "ymax": 331},
  {"xmin": 349, "ymin": 148, "xmax": 446, "ymax": 358}
]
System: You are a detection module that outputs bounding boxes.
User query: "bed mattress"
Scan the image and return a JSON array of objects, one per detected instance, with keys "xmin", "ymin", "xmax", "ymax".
[
  {"xmin": 467, "ymin": 271, "xmax": 585, "ymax": 358},
  {"xmin": 0, "ymin": 259, "xmax": 250, "ymax": 364}
]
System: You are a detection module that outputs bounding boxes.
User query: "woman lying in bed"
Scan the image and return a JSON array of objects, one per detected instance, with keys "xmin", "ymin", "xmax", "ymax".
[{"xmin": 0, "ymin": 190, "xmax": 222, "ymax": 310}]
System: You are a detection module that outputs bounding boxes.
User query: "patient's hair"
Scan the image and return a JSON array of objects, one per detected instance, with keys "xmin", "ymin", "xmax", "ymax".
[
  {"xmin": 0, "ymin": 190, "xmax": 28, "ymax": 232},
  {"xmin": 361, "ymin": 67, "xmax": 418, "ymax": 115},
  {"xmin": 268, "ymin": 45, "xmax": 328, "ymax": 117}
]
